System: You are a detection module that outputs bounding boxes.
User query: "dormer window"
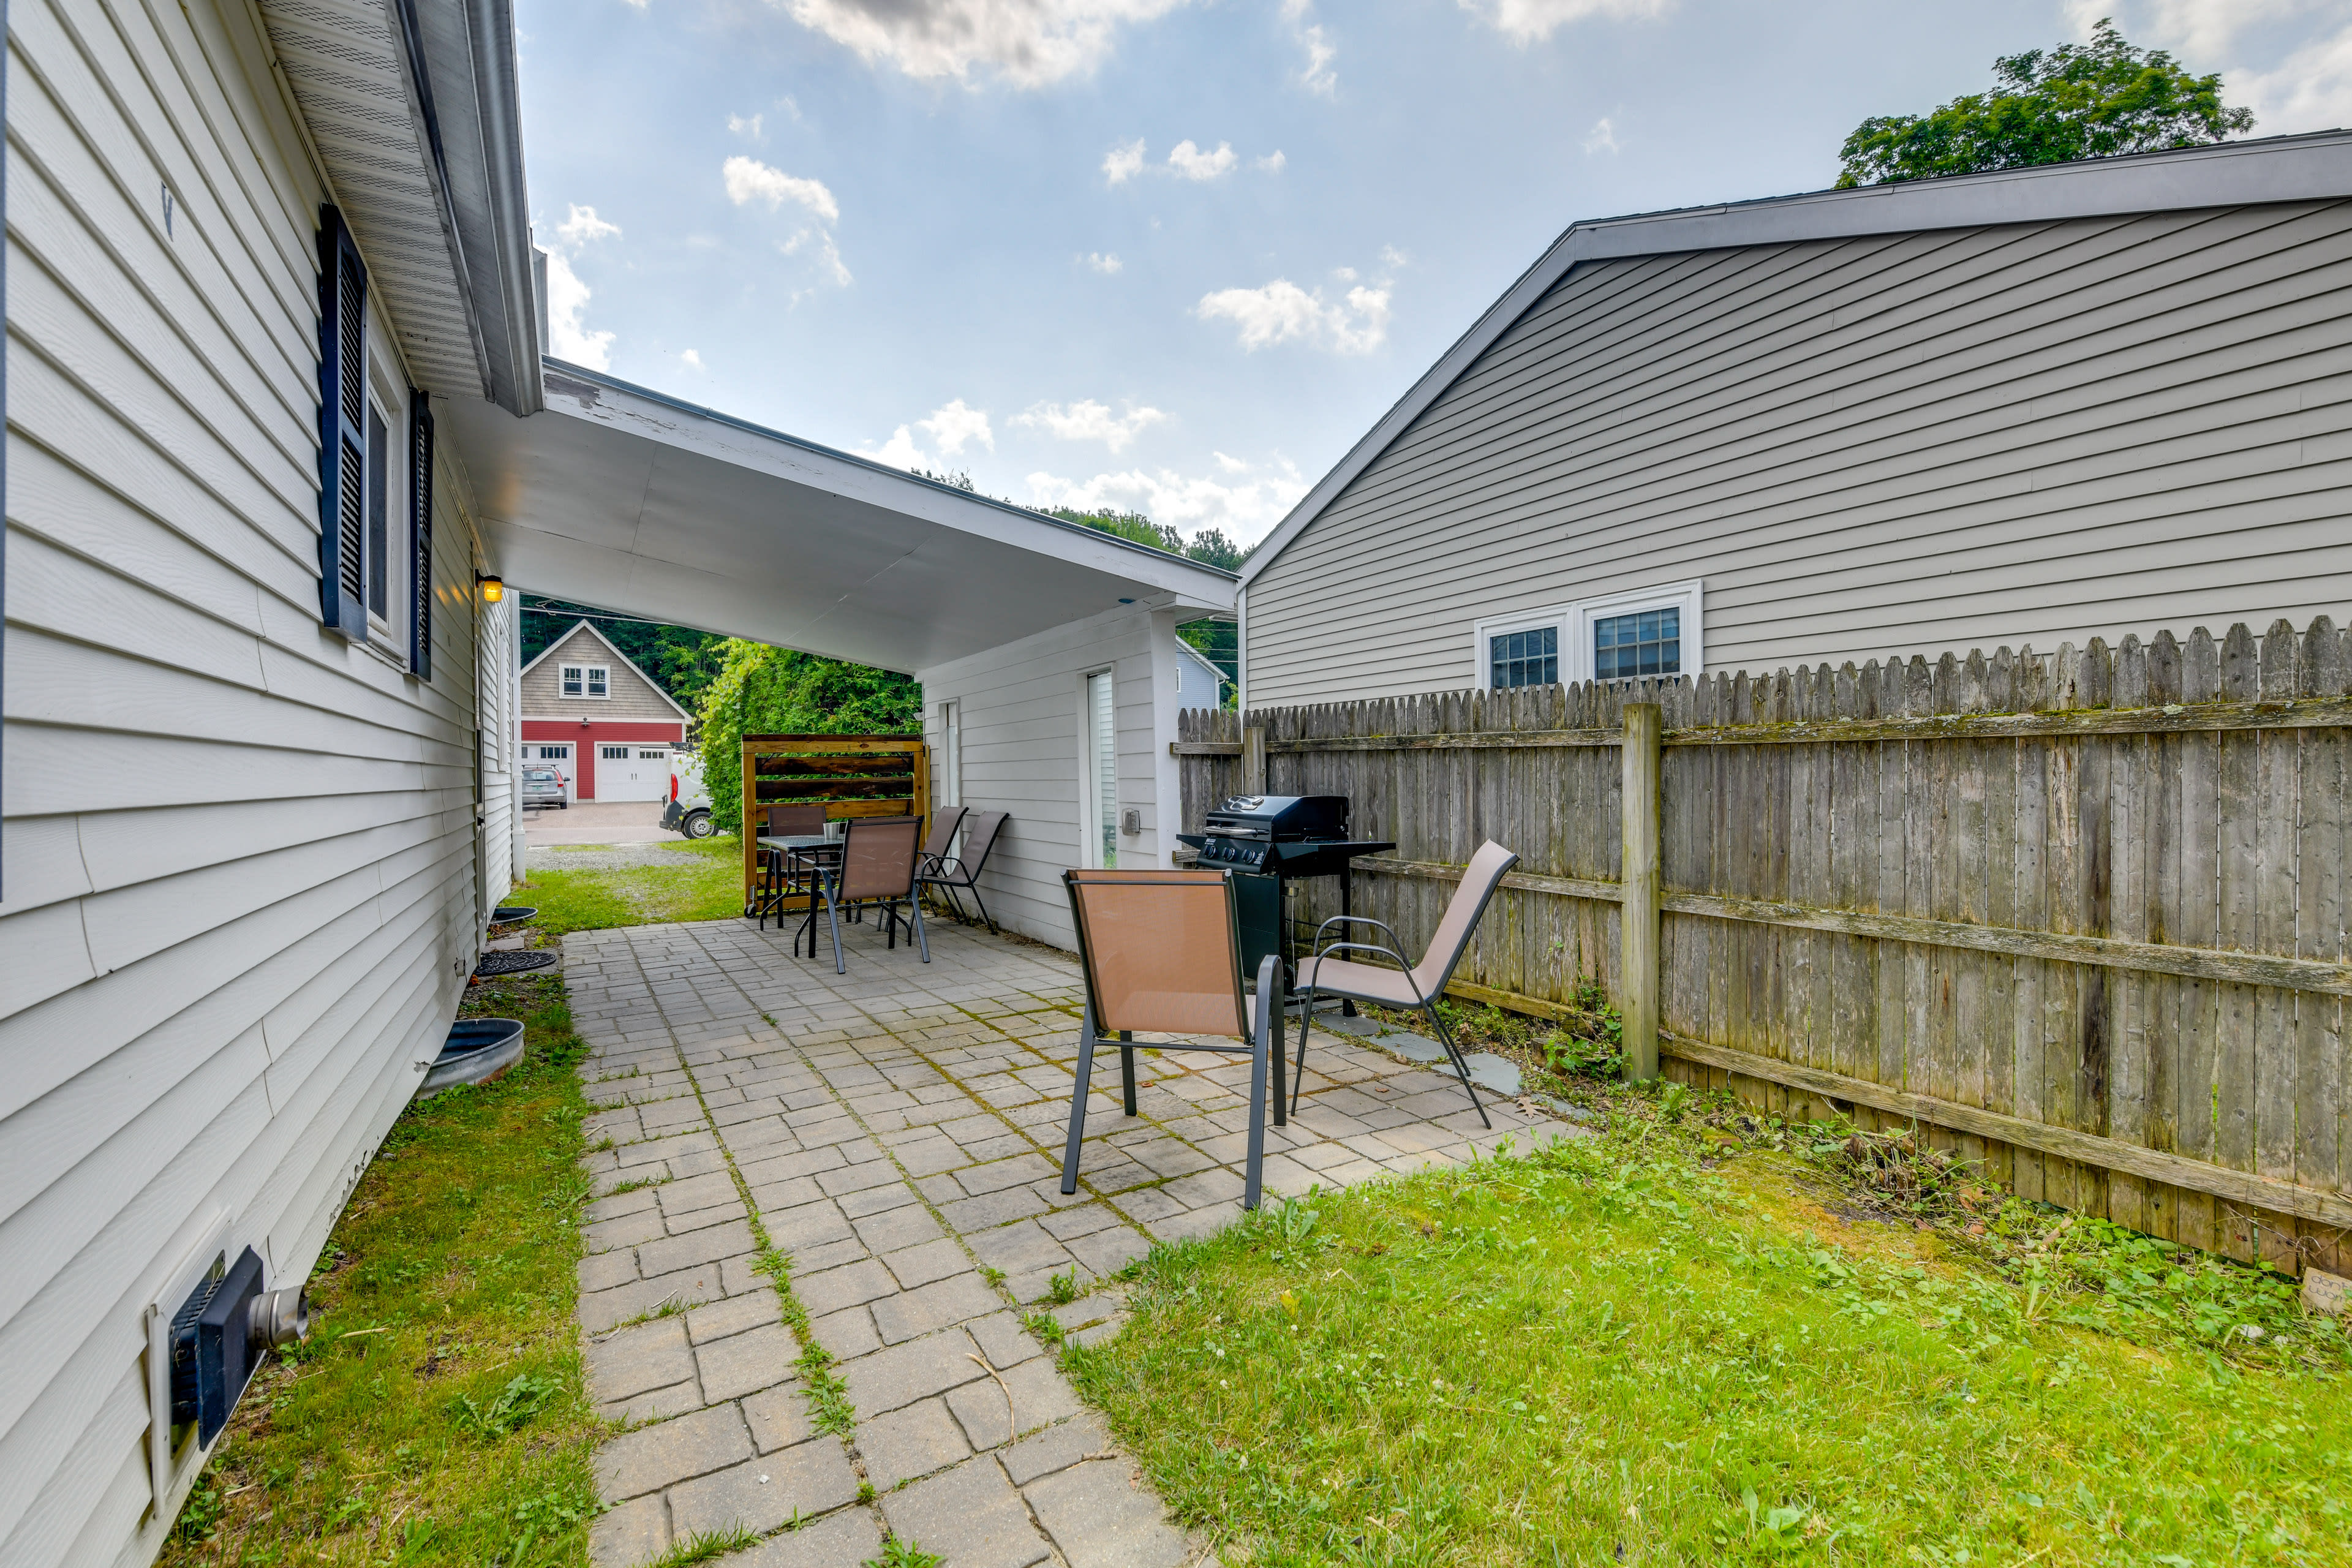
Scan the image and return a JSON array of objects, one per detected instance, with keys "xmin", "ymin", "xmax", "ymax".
[{"xmin": 560, "ymin": 664, "xmax": 611, "ymax": 699}]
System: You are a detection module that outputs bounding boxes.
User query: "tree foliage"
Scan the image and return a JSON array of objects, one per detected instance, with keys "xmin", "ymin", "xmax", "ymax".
[
  {"xmin": 1836, "ymin": 20, "xmax": 2252, "ymax": 189},
  {"xmin": 520, "ymin": 601, "xmax": 730, "ymax": 715},
  {"xmin": 694, "ymin": 641, "xmax": 922, "ymax": 833}
]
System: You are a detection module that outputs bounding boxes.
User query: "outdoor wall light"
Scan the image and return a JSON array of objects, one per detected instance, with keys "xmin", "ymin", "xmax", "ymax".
[{"xmin": 477, "ymin": 573, "xmax": 505, "ymax": 603}]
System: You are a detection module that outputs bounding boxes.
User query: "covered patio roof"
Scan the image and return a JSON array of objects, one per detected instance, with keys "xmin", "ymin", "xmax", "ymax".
[{"xmin": 439, "ymin": 363, "xmax": 1237, "ymax": 673}]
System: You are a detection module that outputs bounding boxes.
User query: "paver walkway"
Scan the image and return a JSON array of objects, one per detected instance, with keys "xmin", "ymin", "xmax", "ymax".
[{"xmin": 568, "ymin": 913, "xmax": 1565, "ymax": 1567}]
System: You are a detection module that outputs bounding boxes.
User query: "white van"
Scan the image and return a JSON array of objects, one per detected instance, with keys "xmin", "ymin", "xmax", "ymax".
[{"xmin": 661, "ymin": 753, "xmax": 715, "ymax": 838}]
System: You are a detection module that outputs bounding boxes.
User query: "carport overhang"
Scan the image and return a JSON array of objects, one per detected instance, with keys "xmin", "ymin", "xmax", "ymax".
[{"xmin": 438, "ymin": 361, "xmax": 1237, "ymax": 673}]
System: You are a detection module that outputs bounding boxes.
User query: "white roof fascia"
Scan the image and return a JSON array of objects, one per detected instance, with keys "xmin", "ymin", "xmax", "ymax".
[
  {"xmin": 517, "ymin": 619, "xmax": 696, "ymax": 722},
  {"xmin": 535, "ymin": 363, "xmax": 1239, "ymax": 611},
  {"xmin": 1237, "ymin": 129, "xmax": 2352, "ymax": 587}
]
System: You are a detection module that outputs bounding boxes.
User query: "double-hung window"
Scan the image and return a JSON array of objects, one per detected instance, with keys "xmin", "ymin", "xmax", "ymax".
[
  {"xmin": 1474, "ymin": 580, "xmax": 1703, "ymax": 688},
  {"xmin": 561, "ymin": 665, "xmax": 610, "ymax": 699},
  {"xmin": 315, "ymin": 205, "xmax": 435, "ymax": 677}
]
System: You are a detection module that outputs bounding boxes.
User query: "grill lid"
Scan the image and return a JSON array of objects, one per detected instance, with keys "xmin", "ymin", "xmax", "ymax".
[{"xmin": 1202, "ymin": 794, "xmax": 1349, "ymax": 840}]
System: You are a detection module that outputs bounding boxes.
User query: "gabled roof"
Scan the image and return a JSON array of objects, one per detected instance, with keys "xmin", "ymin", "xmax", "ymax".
[
  {"xmin": 518, "ymin": 617, "xmax": 695, "ymax": 722},
  {"xmin": 1238, "ymin": 129, "xmax": 2352, "ymax": 587}
]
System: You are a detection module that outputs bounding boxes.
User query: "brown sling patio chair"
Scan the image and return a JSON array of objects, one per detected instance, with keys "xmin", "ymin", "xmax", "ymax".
[
  {"xmin": 918, "ymin": 809, "xmax": 1008, "ymax": 933},
  {"xmin": 797, "ymin": 815, "xmax": 930, "ymax": 973},
  {"xmin": 751, "ymin": 804, "xmax": 828, "ymax": 923},
  {"xmin": 1288, "ymin": 840, "xmax": 1521, "ymax": 1129},
  {"xmin": 1058, "ymin": 868, "xmax": 1284, "ymax": 1211}
]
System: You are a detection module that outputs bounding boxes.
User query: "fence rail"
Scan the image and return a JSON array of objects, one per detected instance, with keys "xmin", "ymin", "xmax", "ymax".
[{"xmin": 1181, "ymin": 619, "xmax": 2351, "ymax": 1273}]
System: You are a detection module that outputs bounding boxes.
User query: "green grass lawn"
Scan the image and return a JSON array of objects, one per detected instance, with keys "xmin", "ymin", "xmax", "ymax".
[
  {"xmin": 519, "ymin": 835, "xmax": 747, "ymax": 937},
  {"xmin": 162, "ymin": 976, "xmax": 600, "ymax": 1567},
  {"xmin": 1066, "ymin": 1110, "xmax": 2352, "ymax": 1567}
]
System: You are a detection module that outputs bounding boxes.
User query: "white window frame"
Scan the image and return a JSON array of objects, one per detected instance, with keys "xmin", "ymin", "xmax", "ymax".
[
  {"xmin": 1079, "ymin": 669, "xmax": 1117, "ymax": 870},
  {"xmin": 584, "ymin": 665, "xmax": 610, "ymax": 699},
  {"xmin": 560, "ymin": 665, "xmax": 582, "ymax": 698},
  {"xmin": 936, "ymin": 699, "xmax": 962, "ymax": 809},
  {"xmin": 361, "ymin": 322, "xmax": 409, "ymax": 661},
  {"xmin": 600, "ymin": 744, "xmax": 629, "ymax": 760},
  {"xmin": 1473, "ymin": 579, "xmax": 1703, "ymax": 687}
]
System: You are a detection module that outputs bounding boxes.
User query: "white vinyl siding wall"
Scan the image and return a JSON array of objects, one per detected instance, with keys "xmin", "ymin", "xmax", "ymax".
[
  {"xmin": 0, "ymin": 3, "xmax": 496, "ymax": 1562},
  {"xmin": 1245, "ymin": 201, "xmax": 2352, "ymax": 706},
  {"xmin": 919, "ymin": 605, "xmax": 1184, "ymax": 949}
]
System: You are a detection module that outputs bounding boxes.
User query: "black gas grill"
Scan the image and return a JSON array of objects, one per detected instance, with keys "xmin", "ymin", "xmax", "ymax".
[{"xmin": 1178, "ymin": 795, "xmax": 1394, "ymax": 992}]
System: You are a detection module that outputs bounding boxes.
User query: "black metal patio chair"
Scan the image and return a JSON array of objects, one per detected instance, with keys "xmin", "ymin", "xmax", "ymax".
[{"xmin": 918, "ymin": 809, "xmax": 1008, "ymax": 933}]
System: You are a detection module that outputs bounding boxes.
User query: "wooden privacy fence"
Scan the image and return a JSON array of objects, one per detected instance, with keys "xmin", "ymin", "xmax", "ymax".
[
  {"xmin": 1178, "ymin": 619, "xmax": 2352, "ymax": 1273},
  {"xmin": 739, "ymin": 734, "xmax": 930, "ymax": 907}
]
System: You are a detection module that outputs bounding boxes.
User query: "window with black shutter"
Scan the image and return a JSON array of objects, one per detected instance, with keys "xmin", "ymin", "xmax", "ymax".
[
  {"xmin": 409, "ymin": 395, "xmax": 435, "ymax": 680},
  {"xmin": 315, "ymin": 207, "xmax": 368, "ymax": 638}
]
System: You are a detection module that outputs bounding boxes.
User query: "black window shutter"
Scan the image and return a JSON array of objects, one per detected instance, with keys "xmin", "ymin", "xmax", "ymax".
[
  {"xmin": 315, "ymin": 207, "xmax": 368, "ymax": 638},
  {"xmin": 409, "ymin": 391, "xmax": 435, "ymax": 680}
]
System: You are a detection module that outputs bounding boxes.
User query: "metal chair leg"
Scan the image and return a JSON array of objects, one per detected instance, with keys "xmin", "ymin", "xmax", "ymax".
[
  {"xmin": 1243, "ymin": 956, "xmax": 1278, "ymax": 1210},
  {"xmin": 1118, "ymin": 1031, "xmax": 1137, "ymax": 1116},
  {"xmin": 909, "ymin": 897, "xmax": 930, "ymax": 962},
  {"xmin": 969, "ymin": 883, "xmax": 998, "ymax": 935},
  {"xmin": 1424, "ymin": 1001, "xmax": 1491, "ymax": 1128},
  {"xmin": 1288, "ymin": 986, "xmax": 1317, "ymax": 1119},
  {"xmin": 1060, "ymin": 1010, "xmax": 1099, "ymax": 1194},
  {"xmin": 826, "ymin": 883, "xmax": 848, "ymax": 974}
]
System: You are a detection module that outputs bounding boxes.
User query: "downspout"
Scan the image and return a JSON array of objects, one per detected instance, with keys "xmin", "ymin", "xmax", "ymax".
[{"xmin": 1234, "ymin": 582, "xmax": 1248, "ymax": 714}]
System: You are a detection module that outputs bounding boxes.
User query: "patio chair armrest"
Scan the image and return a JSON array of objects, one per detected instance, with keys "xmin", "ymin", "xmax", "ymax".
[
  {"xmin": 1311, "ymin": 914, "xmax": 1409, "ymax": 962},
  {"xmin": 921, "ymin": 854, "xmax": 968, "ymax": 883},
  {"xmin": 1251, "ymin": 952, "xmax": 1283, "ymax": 1052}
]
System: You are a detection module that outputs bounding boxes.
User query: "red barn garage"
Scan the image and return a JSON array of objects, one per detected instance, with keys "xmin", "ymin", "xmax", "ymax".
[{"xmin": 519, "ymin": 620, "xmax": 692, "ymax": 801}]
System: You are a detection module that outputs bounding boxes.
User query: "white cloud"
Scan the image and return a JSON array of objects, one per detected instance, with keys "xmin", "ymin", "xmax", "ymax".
[
  {"xmin": 1281, "ymin": 0, "xmax": 1338, "ymax": 95},
  {"xmin": 1583, "ymin": 117, "xmax": 1618, "ymax": 154},
  {"xmin": 774, "ymin": 0, "xmax": 1188, "ymax": 88},
  {"xmin": 1197, "ymin": 276, "xmax": 1390, "ymax": 354},
  {"xmin": 1103, "ymin": 138, "xmax": 1148, "ymax": 184},
  {"xmin": 1026, "ymin": 458, "xmax": 1308, "ymax": 545},
  {"xmin": 1256, "ymin": 150, "xmax": 1287, "ymax": 173},
  {"xmin": 556, "ymin": 203, "xmax": 622, "ymax": 246},
  {"xmin": 781, "ymin": 226, "xmax": 854, "ymax": 287},
  {"xmin": 728, "ymin": 112, "xmax": 764, "ymax": 140},
  {"xmin": 1379, "ymin": 244, "xmax": 1408, "ymax": 268},
  {"xmin": 1457, "ymin": 0, "xmax": 1671, "ymax": 47},
  {"xmin": 723, "ymin": 156, "xmax": 840, "ymax": 221},
  {"xmin": 543, "ymin": 249, "xmax": 614, "ymax": 369},
  {"xmin": 1212, "ymin": 451, "xmax": 1249, "ymax": 473},
  {"xmin": 680, "ymin": 349, "xmax": 705, "ymax": 369},
  {"xmin": 862, "ymin": 399, "xmax": 995, "ymax": 471},
  {"xmin": 1166, "ymin": 139, "xmax": 1237, "ymax": 180},
  {"xmin": 1078, "ymin": 251, "xmax": 1123, "ymax": 273},
  {"xmin": 2094, "ymin": 0, "xmax": 2352, "ymax": 138},
  {"xmin": 1015, "ymin": 399, "xmax": 1168, "ymax": 453},
  {"xmin": 920, "ymin": 398, "xmax": 994, "ymax": 454},
  {"xmin": 2236, "ymin": 22, "xmax": 2352, "ymax": 134}
]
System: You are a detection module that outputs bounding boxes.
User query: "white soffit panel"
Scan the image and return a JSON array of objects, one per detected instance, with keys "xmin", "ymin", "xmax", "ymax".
[{"xmin": 257, "ymin": 0, "xmax": 486, "ymax": 397}]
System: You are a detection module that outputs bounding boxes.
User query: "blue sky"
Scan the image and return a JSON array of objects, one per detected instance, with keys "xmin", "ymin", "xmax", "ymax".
[{"xmin": 514, "ymin": 0, "xmax": 2352, "ymax": 546}]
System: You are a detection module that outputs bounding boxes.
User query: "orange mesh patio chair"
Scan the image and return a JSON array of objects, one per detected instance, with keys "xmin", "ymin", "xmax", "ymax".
[
  {"xmin": 1058, "ymin": 868, "xmax": 1284, "ymax": 1210},
  {"xmin": 1289, "ymin": 840, "xmax": 1520, "ymax": 1128},
  {"xmin": 797, "ymin": 815, "xmax": 930, "ymax": 973}
]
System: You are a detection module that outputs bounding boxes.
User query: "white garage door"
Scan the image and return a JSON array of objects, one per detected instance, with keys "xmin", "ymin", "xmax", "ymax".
[{"xmin": 598, "ymin": 745, "xmax": 672, "ymax": 801}]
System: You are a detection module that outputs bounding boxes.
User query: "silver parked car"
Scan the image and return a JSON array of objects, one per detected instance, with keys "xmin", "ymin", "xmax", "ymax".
[{"xmin": 522, "ymin": 764, "xmax": 568, "ymax": 809}]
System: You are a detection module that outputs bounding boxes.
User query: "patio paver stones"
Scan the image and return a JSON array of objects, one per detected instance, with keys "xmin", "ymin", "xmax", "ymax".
[{"xmin": 567, "ymin": 914, "xmax": 1573, "ymax": 1566}]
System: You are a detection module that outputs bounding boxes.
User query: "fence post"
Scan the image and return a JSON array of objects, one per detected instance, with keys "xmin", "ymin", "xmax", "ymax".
[
  {"xmin": 1242, "ymin": 725, "xmax": 1266, "ymax": 796},
  {"xmin": 1619, "ymin": 702, "xmax": 1662, "ymax": 1080}
]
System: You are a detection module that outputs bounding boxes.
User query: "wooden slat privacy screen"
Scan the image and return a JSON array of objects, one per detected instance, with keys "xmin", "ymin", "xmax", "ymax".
[
  {"xmin": 1180, "ymin": 619, "xmax": 2351, "ymax": 1274},
  {"xmin": 739, "ymin": 734, "xmax": 930, "ymax": 907}
]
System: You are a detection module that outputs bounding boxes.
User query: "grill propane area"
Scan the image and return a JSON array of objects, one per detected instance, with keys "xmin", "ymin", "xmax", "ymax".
[{"xmin": 1178, "ymin": 795, "xmax": 1393, "ymax": 992}]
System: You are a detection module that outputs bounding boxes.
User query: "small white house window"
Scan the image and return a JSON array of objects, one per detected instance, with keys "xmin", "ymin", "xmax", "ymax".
[
  {"xmin": 560, "ymin": 663, "xmax": 611, "ymax": 699},
  {"xmin": 1474, "ymin": 579, "xmax": 1702, "ymax": 687}
]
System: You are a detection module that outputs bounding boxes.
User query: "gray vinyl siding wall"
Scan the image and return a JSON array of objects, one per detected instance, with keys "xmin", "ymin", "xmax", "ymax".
[
  {"xmin": 520, "ymin": 625, "xmax": 685, "ymax": 725},
  {"xmin": 0, "ymin": 3, "xmax": 494, "ymax": 1562},
  {"xmin": 1245, "ymin": 201, "xmax": 2352, "ymax": 706}
]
